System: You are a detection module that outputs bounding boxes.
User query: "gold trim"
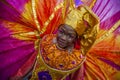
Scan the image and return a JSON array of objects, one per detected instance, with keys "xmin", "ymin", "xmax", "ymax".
[
  {"xmin": 89, "ymin": 0, "xmax": 97, "ymax": 9},
  {"xmin": 31, "ymin": 0, "xmax": 41, "ymax": 32}
]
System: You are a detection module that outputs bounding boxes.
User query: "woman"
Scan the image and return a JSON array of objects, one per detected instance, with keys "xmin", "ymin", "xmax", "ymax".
[{"xmin": 0, "ymin": 0, "xmax": 120, "ymax": 80}]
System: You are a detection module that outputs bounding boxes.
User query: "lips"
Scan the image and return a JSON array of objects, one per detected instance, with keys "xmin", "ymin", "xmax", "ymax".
[{"xmin": 57, "ymin": 39, "xmax": 67, "ymax": 47}]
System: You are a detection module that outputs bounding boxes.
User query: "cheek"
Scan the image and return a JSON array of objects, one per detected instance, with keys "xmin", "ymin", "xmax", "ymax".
[
  {"xmin": 68, "ymin": 38, "xmax": 75, "ymax": 43},
  {"xmin": 57, "ymin": 32, "xmax": 63, "ymax": 37}
]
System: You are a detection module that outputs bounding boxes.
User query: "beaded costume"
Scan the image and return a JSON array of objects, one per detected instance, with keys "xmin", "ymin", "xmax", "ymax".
[{"xmin": 0, "ymin": 0, "xmax": 120, "ymax": 80}]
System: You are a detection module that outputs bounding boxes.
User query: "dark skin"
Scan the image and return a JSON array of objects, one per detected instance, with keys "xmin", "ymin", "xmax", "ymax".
[{"xmin": 56, "ymin": 24, "xmax": 77, "ymax": 50}]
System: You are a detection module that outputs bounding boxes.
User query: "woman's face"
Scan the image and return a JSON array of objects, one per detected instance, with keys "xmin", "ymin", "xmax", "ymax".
[{"xmin": 56, "ymin": 24, "xmax": 77, "ymax": 49}]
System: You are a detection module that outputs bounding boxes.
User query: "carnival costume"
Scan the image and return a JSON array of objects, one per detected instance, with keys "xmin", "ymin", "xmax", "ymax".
[{"xmin": 0, "ymin": 0, "xmax": 120, "ymax": 80}]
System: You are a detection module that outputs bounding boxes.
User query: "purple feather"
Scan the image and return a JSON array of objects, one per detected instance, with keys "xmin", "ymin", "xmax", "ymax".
[{"xmin": 0, "ymin": 18, "xmax": 35, "ymax": 80}]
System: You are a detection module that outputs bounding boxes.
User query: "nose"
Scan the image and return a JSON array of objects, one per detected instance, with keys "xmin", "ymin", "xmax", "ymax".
[{"xmin": 61, "ymin": 35, "xmax": 67, "ymax": 41}]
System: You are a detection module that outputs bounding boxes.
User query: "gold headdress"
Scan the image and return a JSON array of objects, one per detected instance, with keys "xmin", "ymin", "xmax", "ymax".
[{"xmin": 65, "ymin": 5, "xmax": 99, "ymax": 36}]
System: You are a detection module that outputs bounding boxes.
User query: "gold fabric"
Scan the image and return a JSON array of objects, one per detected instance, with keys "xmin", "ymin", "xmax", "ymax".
[
  {"xmin": 31, "ymin": 34, "xmax": 86, "ymax": 80},
  {"xmin": 65, "ymin": 5, "xmax": 99, "ymax": 36}
]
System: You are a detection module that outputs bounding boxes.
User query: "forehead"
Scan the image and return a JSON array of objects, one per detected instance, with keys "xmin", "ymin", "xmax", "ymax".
[{"xmin": 58, "ymin": 24, "xmax": 76, "ymax": 34}]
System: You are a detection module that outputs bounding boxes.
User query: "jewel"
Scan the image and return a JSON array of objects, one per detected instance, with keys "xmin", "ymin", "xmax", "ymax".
[
  {"xmin": 45, "ymin": 57, "xmax": 50, "ymax": 61},
  {"xmin": 72, "ymin": 61, "xmax": 76, "ymax": 64},
  {"xmin": 38, "ymin": 71, "xmax": 52, "ymax": 80},
  {"xmin": 80, "ymin": 54, "xmax": 83, "ymax": 58},
  {"xmin": 59, "ymin": 64, "xmax": 63, "ymax": 68}
]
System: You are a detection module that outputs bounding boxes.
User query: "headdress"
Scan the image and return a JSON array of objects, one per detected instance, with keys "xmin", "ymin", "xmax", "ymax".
[{"xmin": 65, "ymin": 5, "xmax": 99, "ymax": 36}]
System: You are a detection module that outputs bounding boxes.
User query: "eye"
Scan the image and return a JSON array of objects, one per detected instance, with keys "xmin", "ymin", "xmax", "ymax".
[
  {"xmin": 68, "ymin": 35, "xmax": 75, "ymax": 39},
  {"xmin": 58, "ymin": 30, "xmax": 65, "ymax": 36},
  {"xmin": 58, "ymin": 30, "xmax": 62, "ymax": 33},
  {"xmin": 61, "ymin": 31, "xmax": 65, "ymax": 35}
]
